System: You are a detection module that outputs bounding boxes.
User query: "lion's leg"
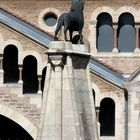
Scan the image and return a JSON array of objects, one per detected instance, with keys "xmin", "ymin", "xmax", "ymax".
[
  {"xmin": 64, "ymin": 27, "xmax": 68, "ymax": 41},
  {"xmin": 54, "ymin": 29, "xmax": 59, "ymax": 40},
  {"xmin": 69, "ymin": 30, "xmax": 73, "ymax": 42},
  {"xmin": 79, "ymin": 30, "xmax": 84, "ymax": 44},
  {"xmin": 54, "ymin": 21, "xmax": 61, "ymax": 40}
]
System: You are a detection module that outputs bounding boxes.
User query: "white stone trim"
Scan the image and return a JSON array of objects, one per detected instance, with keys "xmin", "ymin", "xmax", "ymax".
[
  {"xmin": 38, "ymin": 8, "xmax": 61, "ymax": 33},
  {"xmin": 115, "ymin": 6, "xmax": 138, "ymax": 22},
  {"xmin": 1, "ymin": 39, "xmax": 23, "ymax": 64},
  {"xmin": 42, "ymin": 61, "xmax": 48, "ymax": 72},
  {"xmin": 92, "ymin": 83, "xmax": 101, "ymax": 107},
  {"xmin": 90, "ymin": 6, "xmax": 115, "ymax": 22},
  {"xmin": 0, "ymin": 104, "xmax": 37, "ymax": 139},
  {"xmin": 22, "ymin": 50, "xmax": 43, "ymax": 75},
  {"xmin": 0, "ymin": 33, "xmax": 4, "ymax": 51}
]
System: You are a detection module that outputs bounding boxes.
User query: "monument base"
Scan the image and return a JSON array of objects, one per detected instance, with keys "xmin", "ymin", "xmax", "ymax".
[{"xmin": 37, "ymin": 41, "xmax": 99, "ymax": 140}]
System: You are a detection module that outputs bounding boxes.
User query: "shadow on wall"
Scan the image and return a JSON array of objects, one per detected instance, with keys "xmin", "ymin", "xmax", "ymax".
[{"xmin": 71, "ymin": 55, "xmax": 90, "ymax": 69}]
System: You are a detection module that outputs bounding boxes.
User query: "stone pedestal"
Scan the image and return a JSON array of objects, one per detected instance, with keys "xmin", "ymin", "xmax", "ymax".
[{"xmin": 37, "ymin": 41, "xmax": 99, "ymax": 140}]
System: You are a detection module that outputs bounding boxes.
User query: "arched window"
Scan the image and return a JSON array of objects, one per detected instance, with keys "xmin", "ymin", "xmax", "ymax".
[
  {"xmin": 43, "ymin": 13, "xmax": 57, "ymax": 27},
  {"xmin": 118, "ymin": 13, "xmax": 135, "ymax": 52},
  {"xmin": 23, "ymin": 55, "xmax": 38, "ymax": 94},
  {"xmin": 3, "ymin": 45, "xmax": 19, "ymax": 83},
  {"xmin": 0, "ymin": 114, "xmax": 33, "ymax": 139},
  {"xmin": 97, "ymin": 13, "xmax": 113, "ymax": 52},
  {"xmin": 41, "ymin": 66, "xmax": 47, "ymax": 92},
  {"xmin": 99, "ymin": 98, "xmax": 115, "ymax": 136}
]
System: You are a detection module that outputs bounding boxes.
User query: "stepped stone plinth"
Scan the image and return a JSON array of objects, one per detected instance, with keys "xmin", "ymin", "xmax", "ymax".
[{"xmin": 37, "ymin": 41, "xmax": 98, "ymax": 140}]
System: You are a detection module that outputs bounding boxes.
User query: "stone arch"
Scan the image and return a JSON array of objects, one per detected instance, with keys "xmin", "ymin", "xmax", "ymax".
[
  {"xmin": 22, "ymin": 51, "xmax": 42, "ymax": 75},
  {"xmin": 92, "ymin": 83, "xmax": 100, "ymax": 107},
  {"xmin": 96, "ymin": 12, "xmax": 113, "ymax": 52},
  {"xmin": 3, "ymin": 45, "xmax": 19, "ymax": 83},
  {"xmin": 115, "ymin": 6, "xmax": 139, "ymax": 22},
  {"xmin": 42, "ymin": 61, "xmax": 48, "ymax": 72},
  {"xmin": 0, "ymin": 104, "xmax": 37, "ymax": 139},
  {"xmin": 38, "ymin": 8, "xmax": 61, "ymax": 32},
  {"xmin": 99, "ymin": 97, "xmax": 115, "ymax": 136},
  {"xmin": 1, "ymin": 39, "xmax": 23, "ymax": 63},
  {"xmin": 118, "ymin": 12, "xmax": 135, "ymax": 52},
  {"xmin": 22, "ymin": 55, "xmax": 38, "ymax": 94},
  {"xmin": 98, "ymin": 93, "xmax": 121, "ymax": 108},
  {"xmin": 90, "ymin": 6, "xmax": 115, "ymax": 23},
  {"xmin": 89, "ymin": 6, "xmax": 114, "ymax": 53}
]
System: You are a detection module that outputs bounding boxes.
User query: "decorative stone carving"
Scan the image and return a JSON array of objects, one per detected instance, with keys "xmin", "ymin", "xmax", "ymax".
[{"xmin": 49, "ymin": 55, "xmax": 65, "ymax": 68}]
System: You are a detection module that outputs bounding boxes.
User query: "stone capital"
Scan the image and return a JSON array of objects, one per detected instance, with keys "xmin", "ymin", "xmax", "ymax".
[
  {"xmin": 49, "ymin": 55, "xmax": 65, "ymax": 68},
  {"xmin": 113, "ymin": 24, "xmax": 118, "ymax": 30},
  {"xmin": 95, "ymin": 106, "xmax": 100, "ymax": 111},
  {"xmin": 135, "ymin": 25, "xmax": 140, "ymax": 29},
  {"xmin": 0, "ymin": 54, "xmax": 3, "ymax": 58}
]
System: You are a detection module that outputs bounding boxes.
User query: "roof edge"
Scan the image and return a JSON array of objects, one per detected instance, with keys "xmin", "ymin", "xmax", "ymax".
[
  {"xmin": 90, "ymin": 70, "xmax": 125, "ymax": 90},
  {"xmin": 90, "ymin": 56, "xmax": 122, "ymax": 74},
  {"xmin": 0, "ymin": 6, "xmax": 55, "ymax": 38},
  {"xmin": 89, "ymin": 56, "xmax": 124, "ymax": 89},
  {"xmin": 126, "ymin": 67, "xmax": 140, "ymax": 82}
]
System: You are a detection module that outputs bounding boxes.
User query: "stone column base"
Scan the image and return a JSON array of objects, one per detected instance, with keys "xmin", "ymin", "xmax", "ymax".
[
  {"xmin": 134, "ymin": 48, "xmax": 140, "ymax": 52},
  {"xmin": 112, "ymin": 48, "xmax": 119, "ymax": 53}
]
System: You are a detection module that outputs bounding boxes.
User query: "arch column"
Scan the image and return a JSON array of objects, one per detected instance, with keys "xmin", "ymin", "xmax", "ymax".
[
  {"xmin": 37, "ymin": 75, "xmax": 42, "ymax": 94},
  {"xmin": 112, "ymin": 25, "xmax": 119, "ymax": 52},
  {"xmin": 0, "ymin": 55, "xmax": 3, "ymax": 70},
  {"xmin": 134, "ymin": 25, "xmax": 140, "ymax": 52},
  {"xmin": 0, "ymin": 54, "xmax": 4, "ymax": 84},
  {"xmin": 18, "ymin": 65, "xmax": 23, "ymax": 84},
  {"xmin": 89, "ymin": 21, "xmax": 97, "ymax": 53},
  {"xmin": 96, "ymin": 107, "xmax": 100, "ymax": 136}
]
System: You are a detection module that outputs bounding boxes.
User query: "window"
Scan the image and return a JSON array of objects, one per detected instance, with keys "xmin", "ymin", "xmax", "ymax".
[
  {"xmin": 97, "ymin": 13, "xmax": 113, "ymax": 52},
  {"xmin": 118, "ymin": 13, "xmax": 135, "ymax": 52},
  {"xmin": 99, "ymin": 98, "xmax": 115, "ymax": 136},
  {"xmin": 3, "ymin": 45, "xmax": 19, "ymax": 83},
  {"xmin": 43, "ymin": 13, "xmax": 57, "ymax": 27},
  {"xmin": 23, "ymin": 55, "xmax": 38, "ymax": 94}
]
